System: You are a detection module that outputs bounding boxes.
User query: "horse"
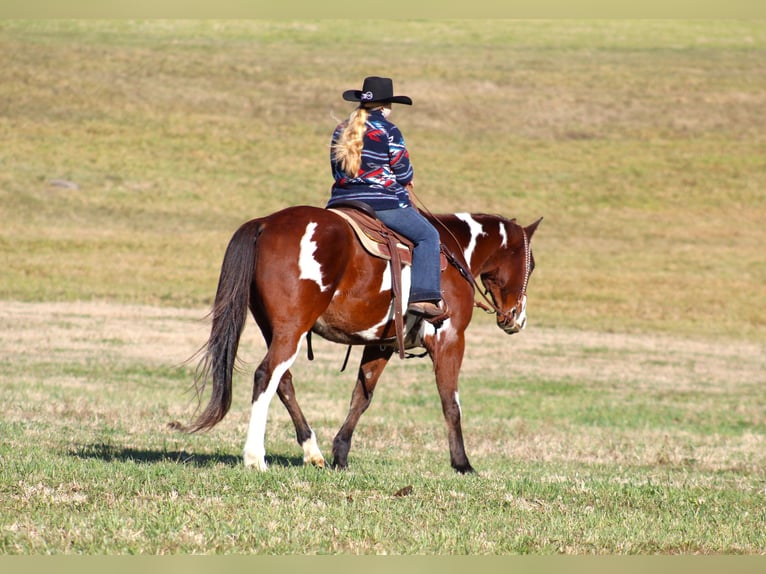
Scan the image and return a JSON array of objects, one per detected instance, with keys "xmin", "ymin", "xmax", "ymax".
[{"xmin": 179, "ymin": 205, "xmax": 541, "ymax": 474}]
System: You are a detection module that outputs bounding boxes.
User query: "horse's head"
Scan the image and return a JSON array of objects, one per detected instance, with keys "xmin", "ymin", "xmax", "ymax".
[{"xmin": 479, "ymin": 217, "xmax": 542, "ymax": 334}]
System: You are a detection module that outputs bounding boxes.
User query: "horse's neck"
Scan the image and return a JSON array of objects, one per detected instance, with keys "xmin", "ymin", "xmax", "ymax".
[{"xmin": 443, "ymin": 213, "xmax": 505, "ymax": 276}]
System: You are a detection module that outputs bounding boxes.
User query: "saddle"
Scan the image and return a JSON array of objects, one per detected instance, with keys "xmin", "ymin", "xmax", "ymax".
[
  {"xmin": 328, "ymin": 201, "xmax": 414, "ymax": 265},
  {"xmin": 328, "ymin": 201, "xmax": 448, "ymax": 269},
  {"xmin": 328, "ymin": 200, "xmax": 439, "ymax": 359}
]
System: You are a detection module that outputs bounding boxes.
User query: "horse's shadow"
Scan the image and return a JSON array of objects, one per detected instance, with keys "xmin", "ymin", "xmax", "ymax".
[{"xmin": 70, "ymin": 443, "xmax": 304, "ymax": 469}]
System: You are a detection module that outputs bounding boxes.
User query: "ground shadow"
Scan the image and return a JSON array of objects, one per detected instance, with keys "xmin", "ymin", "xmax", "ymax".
[{"xmin": 70, "ymin": 443, "xmax": 305, "ymax": 469}]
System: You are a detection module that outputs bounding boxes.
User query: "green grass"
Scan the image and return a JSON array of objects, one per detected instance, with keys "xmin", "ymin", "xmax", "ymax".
[
  {"xmin": 1, "ymin": 20, "xmax": 765, "ymax": 554},
  {"xmin": 0, "ymin": 302, "xmax": 764, "ymax": 554},
  {"xmin": 3, "ymin": 381, "xmax": 765, "ymax": 554},
  {"xmin": 4, "ymin": 451, "xmax": 763, "ymax": 554}
]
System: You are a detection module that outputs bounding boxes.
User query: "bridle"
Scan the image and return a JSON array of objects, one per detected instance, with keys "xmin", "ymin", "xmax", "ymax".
[{"xmin": 440, "ymin": 224, "xmax": 531, "ymax": 328}]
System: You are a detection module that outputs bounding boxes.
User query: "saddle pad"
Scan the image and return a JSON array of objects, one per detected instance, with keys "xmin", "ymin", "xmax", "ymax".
[{"xmin": 329, "ymin": 208, "xmax": 412, "ymax": 265}]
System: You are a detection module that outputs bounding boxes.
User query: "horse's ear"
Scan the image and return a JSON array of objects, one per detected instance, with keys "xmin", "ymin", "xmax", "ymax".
[{"xmin": 525, "ymin": 217, "xmax": 543, "ymax": 238}]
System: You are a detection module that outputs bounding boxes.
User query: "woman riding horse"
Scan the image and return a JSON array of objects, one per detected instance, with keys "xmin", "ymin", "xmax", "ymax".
[
  {"xmin": 328, "ymin": 76, "xmax": 446, "ymax": 320},
  {"xmin": 177, "ymin": 77, "xmax": 542, "ymax": 474}
]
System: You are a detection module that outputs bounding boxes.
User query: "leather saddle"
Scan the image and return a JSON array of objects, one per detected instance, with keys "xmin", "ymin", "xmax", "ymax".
[{"xmin": 328, "ymin": 200, "xmax": 414, "ymax": 265}]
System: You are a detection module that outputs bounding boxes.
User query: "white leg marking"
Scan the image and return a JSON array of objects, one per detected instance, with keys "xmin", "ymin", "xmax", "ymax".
[
  {"xmin": 301, "ymin": 429, "xmax": 325, "ymax": 468},
  {"xmin": 454, "ymin": 391, "xmax": 462, "ymax": 418},
  {"xmin": 455, "ymin": 213, "xmax": 486, "ymax": 268},
  {"xmin": 299, "ymin": 222, "xmax": 329, "ymax": 292},
  {"xmin": 243, "ymin": 342, "xmax": 302, "ymax": 471}
]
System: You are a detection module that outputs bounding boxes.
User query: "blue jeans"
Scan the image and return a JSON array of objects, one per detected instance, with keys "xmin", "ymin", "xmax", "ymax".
[{"xmin": 375, "ymin": 206, "xmax": 442, "ymax": 302}]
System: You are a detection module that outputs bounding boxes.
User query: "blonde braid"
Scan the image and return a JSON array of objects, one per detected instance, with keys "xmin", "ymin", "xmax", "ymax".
[{"xmin": 332, "ymin": 106, "xmax": 370, "ymax": 178}]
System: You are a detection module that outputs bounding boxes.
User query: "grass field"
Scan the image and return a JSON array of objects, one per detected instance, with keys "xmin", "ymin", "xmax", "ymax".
[
  {"xmin": 1, "ymin": 20, "xmax": 765, "ymax": 554},
  {"xmin": 1, "ymin": 301, "xmax": 764, "ymax": 553}
]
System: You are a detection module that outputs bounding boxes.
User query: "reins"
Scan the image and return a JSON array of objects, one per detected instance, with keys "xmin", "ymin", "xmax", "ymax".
[{"xmin": 438, "ymin": 245, "xmax": 506, "ymax": 318}]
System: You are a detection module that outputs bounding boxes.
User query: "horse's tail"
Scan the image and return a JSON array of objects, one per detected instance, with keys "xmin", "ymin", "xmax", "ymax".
[{"xmin": 181, "ymin": 219, "xmax": 263, "ymax": 433}]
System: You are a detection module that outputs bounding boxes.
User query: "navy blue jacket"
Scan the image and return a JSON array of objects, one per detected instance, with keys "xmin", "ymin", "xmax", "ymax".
[{"xmin": 328, "ymin": 109, "xmax": 414, "ymax": 210}]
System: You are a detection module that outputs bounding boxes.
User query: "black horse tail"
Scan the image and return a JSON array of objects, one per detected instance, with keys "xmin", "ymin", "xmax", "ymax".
[{"xmin": 181, "ymin": 219, "xmax": 263, "ymax": 433}]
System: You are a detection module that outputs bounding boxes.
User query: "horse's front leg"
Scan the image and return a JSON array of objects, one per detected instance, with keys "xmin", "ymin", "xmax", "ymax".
[
  {"xmin": 276, "ymin": 369, "xmax": 325, "ymax": 468},
  {"xmin": 332, "ymin": 344, "xmax": 394, "ymax": 469},
  {"xmin": 429, "ymin": 331, "xmax": 475, "ymax": 474},
  {"xmin": 243, "ymin": 338, "xmax": 302, "ymax": 471}
]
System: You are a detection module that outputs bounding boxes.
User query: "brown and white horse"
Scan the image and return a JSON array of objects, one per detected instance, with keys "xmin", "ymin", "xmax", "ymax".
[{"xmin": 181, "ymin": 205, "xmax": 541, "ymax": 474}]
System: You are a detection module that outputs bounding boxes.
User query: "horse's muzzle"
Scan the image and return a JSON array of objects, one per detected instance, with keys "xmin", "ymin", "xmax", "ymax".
[
  {"xmin": 498, "ymin": 316, "xmax": 525, "ymax": 335},
  {"xmin": 498, "ymin": 296, "xmax": 527, "ymax": 334}
]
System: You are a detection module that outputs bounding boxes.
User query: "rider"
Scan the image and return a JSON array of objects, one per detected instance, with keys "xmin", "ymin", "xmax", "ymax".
[{"xmin": 327, "ymin": 76, "xmax": 445, "ymax": 319}]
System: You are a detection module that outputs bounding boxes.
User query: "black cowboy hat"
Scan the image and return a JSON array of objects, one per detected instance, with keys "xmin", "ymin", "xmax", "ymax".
[{"xmin": 342, "ymin": 76, "xmax": 413, "ymax": 105}]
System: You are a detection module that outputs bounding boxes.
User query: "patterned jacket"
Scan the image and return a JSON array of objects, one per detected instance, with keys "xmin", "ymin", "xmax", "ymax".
[{"xmin": 327, "ymin": 109, "xmax": 414, "ymax": 210}]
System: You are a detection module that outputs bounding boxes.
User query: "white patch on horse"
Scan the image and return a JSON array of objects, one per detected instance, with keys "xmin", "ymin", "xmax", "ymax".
[
  {"xmin": 243, "ymin": 341, "xmax": 302, "ymax": 471},
  {"xmin": 517, "ymin": 294, "xmax": 528, "ymax": 330},
  {"xmin": 456, "ymin": 213, "xmax": 485, "ymax": 268},
  {"xmin": 298, "ymin": 222, "xmax": 329, "ymax": 292},
  {"xmin": 353, "ymin": 318, "xmax": 388, "ymax": 341},
  {"xmin": 354, "ymin": 264, "xmax": 411, "ymax": 341},
  {"xmin": 379, "ymin": 264, "xmax": 392, "ymax": 292},
  {"xmin": 418, "ymin": 317, "xmax": 456, "ymax": 346},
  {"xmin": 498, "ymin": 222, "xmax": 508, "ymax": 248},
  {"xmin": 400, "ymin": 266, "xmax": 411, "ymax": 309},
  {"xmin": 444, "ymin": 320, "xmax": 458, "ymax": 344}
]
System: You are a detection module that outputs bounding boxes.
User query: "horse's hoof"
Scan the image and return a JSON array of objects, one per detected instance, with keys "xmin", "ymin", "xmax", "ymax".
[
  {"xmin": 243, "ymin": 451, "xmax": 268, "ymax": 471},
  {"xmin": 302, "ymin": 432, "xmax": 325, "ymax": 469},
  {"xmin": 453, "ymin": 463, "xmax": 476, "ymax": 474},
  {"xmin": 331, "ymin": 459, "xmax": 348, "ymax": 471},
  {"xmin": 303, "ymin": 455, "xmax": 326, "ymax": 469}
]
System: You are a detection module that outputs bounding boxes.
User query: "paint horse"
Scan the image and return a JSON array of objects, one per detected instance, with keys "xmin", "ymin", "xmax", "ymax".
[{"xmin": 182, "ymin": 205, "xmax": 541, "ymax": 473}]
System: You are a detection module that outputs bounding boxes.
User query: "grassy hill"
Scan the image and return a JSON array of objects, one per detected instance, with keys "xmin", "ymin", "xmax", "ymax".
[{"xmin": 1, "ymin": 19, "xmax": 764, "ymax": 340}]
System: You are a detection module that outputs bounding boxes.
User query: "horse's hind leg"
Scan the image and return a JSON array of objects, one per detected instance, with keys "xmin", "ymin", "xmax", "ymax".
[
  {"xmin": 277, "ymin": 370, "xmax": 325, "ymax": 468},
  {"xmin": 332, "ymin": 345, "xmax": 394, "ymax": 469},
  {"xmin": 243, "ymin": 338, "xmax": 302, "ymax": 471}
]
